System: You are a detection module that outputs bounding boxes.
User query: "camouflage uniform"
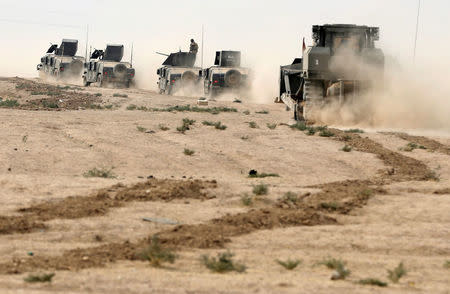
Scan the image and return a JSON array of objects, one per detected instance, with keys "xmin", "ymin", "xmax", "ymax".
[{"xmin": 190, "ymin": 41, "xmax": 199, "ymax": 55}]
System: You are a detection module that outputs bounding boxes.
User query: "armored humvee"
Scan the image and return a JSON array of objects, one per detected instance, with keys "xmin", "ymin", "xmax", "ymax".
[
  {"xmin": 278, "ymin": 24, "xmax": 384, "ymax": 121},
  {"xmin": 201, "ymin": 51, "xmax": 250, "ymax": 98},
  {"xmin": 37, "ymin": 39, "xmax": 85, "ymax": 79},
  {"xmin": 156, "ymin": 52, "xmax": 201, "ymax": 95},
  {"xmin": 82, "ymin": 44, "xmax": 135, "ymax": 88}
]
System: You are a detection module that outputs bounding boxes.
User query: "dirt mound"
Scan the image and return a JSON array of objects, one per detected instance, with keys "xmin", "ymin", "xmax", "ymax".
[
  {"xmin": 0, "ymin": 78, "xmax": 101, "ymax": 110},
  {"xmin": 1, "ymin": 179, "xmax": 216, "ymax": 235},
  {"xmin": 331, "ymin": 129, "xmax": 436, "ymax": 181},
  {"xmin": 387, "ymin": 132, "xmax": 450, "ymax": 156},
  {"xmin": 158, "ymin": 209, "xmax": 336, "ymax": 249},
  {"xmin": 0, "ymin": 209, "xmax": 336, "ymax": 274},
  {"xmin": 0, "ymin": 216, "xmax": 47, "ymax": 235},
  {"xmin": 433, "ymin": 188, "xmax": 450, "ymax": 195},
  {"xmin": 0, "ymin": 241, "xmax": 141, "ymax": 274}
]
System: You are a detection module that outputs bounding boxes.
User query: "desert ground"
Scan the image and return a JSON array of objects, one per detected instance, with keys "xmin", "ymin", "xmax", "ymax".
[{"xmin": 0, "ymin": 77, "xmax": 448, "ymax": 293}]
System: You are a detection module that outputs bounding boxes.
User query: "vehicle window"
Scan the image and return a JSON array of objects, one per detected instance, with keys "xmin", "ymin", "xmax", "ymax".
[
  {"xmin": 333, "ymin": 36, "xmax": 360, "ymax": 52},
  {"xmin": 94, "ymin": 63, "xmax": 97, "ymax": 71}
]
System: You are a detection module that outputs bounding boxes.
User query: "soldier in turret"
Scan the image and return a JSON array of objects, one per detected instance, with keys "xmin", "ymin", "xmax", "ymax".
[{"xmin": 189, "ymin": 39, "xmax": 199, "ymax": 55}]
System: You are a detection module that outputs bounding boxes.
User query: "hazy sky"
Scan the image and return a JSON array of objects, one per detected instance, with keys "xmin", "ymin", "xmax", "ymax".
[{"xmin": 1, "ymin": 0, "xmax": 449, "ymax": 93}]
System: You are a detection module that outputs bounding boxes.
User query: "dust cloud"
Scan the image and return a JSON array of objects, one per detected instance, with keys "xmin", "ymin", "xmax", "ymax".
[{"xmin": 312, "ymin": 47, "xmax": 450, "ymax": 131}]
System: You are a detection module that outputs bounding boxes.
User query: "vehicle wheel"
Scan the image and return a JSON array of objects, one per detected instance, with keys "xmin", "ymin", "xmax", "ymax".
[
  {"xmin": 294, "ymin": 103, "xmax": 305, "ymax": 121},
  {"xmin": 210, "ymin": 88, "xmax": 218, "ymax": 99},
  {"xmin": 165, "ymin": 85, "xmax": 172, "ymax": 95},
  {"xmin": 224, "ymin": 70, "xmax": 242, "ymax": 87},
  {"xmin": 83, "ymin": 77, "xmax": 90, "ymax": 87}
]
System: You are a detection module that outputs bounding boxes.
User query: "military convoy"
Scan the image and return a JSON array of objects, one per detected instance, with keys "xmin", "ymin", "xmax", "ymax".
[
  {"xmin": 201, "ymin": 51, "xmax": 250, "ymax": 98},
  {"xmin": 37, "ymin": 39, "xmax": 85, "ymax": 79},
  {"xmin": 82, "ymin": 44, "xmax": 135, "ymax": 88},
  {"xmin": 278, "ymin": 24, "xmax": 384, "ymax": 121},
  {"xmin": 37, "ymin": 24, "xmax": 383, "ymax": 118},
  {"xmin": 156, "ymin": 52, "xmax": 200, "ymax": 95}
]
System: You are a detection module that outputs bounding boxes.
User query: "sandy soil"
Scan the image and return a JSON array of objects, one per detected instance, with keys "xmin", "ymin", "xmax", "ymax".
[{"xmin": 0, "ymin": 77, "xmax": 448, "ymax": 293}]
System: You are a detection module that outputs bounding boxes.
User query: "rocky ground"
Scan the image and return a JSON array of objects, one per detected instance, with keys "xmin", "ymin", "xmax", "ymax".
[{"xmin": 0, "ymin": 77, "xmax": 448, "ymax": 293}]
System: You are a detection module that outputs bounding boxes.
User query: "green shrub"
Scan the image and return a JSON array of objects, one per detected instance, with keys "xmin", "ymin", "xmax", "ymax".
[
  {"xmin": 184, "ymin": 148, "xmax": 195, "ymax": 156},
  {"xmin": 113, "ymin": 93, "xmax": 128, "ymax": 98},
  {"xmin": 24, "ymin": 273, "xmax": 55, "ymax": 283},
  {"xmin": 341, "ymin": 145, "xmax": 352, "ymax": 152},
  {"xmin": 320, "ymin": 202, "xmax": 339, "ymax": 211},
  {"xmin": 0, "ymin": 99, "xmax": 19, "ymax": 107},
  {"xmin": 345, "ymin": 129, "xmax": 364, "ymax": 133},
  {"xmin": 241, "ymin": 194, "xmax": 253, "ymax": 206},
  {"xmin": 319, "ymin": 129, "xmax": 335, "ymax": 137},
  {"xmin": 267, "ymin": 123, "xmax": 277, "ymax": 130},
  {"xmin": 83, "ymin": 168, "xmax": 116, "ymax": 178},
  {"xmin": 318, "ymin": 257, "xmax": 350, "ymax": 280},
  {"xmin": 290, "ymin": 122, "xmax": 307, "ymax": 131},
  {"xmin": 42, "ymin": 101, "xmax": 59, "ymax": 108},
  {"xmin": 305, "ymin": 127, "xmax": 316, "ymax": 136},
  {"xmin": 248, "ymin": 121, "xmax": 258, "ymax": 128},
  {"xmin": 137, "ymin": 235, "xmax": 176, "ymax": 267},
  {"xmin": 281, "ymin": 192, "xmax": 298, "ymax": 204},
  {"xmin": 252, "ymin": 183, "xmax": 268, "ymax": 195},
  {"xmin": 387, "ymin": 262, "xmax": 406, "ymax": 283},
  {"xmin": 202, "ymin": 251, "xmax": 246, "ymax": 273},
  {"xmin": 177, "ymin": 118, "xmax": 196, "ymax": 134},
  {"xmin": 358, "ymin": 278, "xmax": 388, "ymax": 287},
  {"xmin": 202, "ymin": 121, "xmax": 227, "ymax": 130},
  {"xmin": 159, "ymin": 124, "xmax": 170, "ymax": 131},
  {"xmin": 255, "ymin": 110, "xmax": 269, "ymax": 114},
  {"xmin": 401, "ymin": 142, "xmax": 426, "ymax": 152},
  {"xmin": 137, "ymin": 126, "xmax": 147, "ymax": 132},
  {"xmin": 243, "ymin": 110, "xmax": 250, "ymax": 115},
  {"xmin": 126, "ymin": 104, "xmax": 137, "ymax": 110},
  {"xmin": 152, "ymin": 105, "xmax": 237, "ymax": 114},
  {"xmin": 276, "ymin": 258, "xmax": 301, "ymax": 270}
]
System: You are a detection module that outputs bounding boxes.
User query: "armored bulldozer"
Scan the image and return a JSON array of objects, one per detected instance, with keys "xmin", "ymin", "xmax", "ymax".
[
  {"xmin": 82, "ymin": 44, "xmax": 135, "ymax": 88},
  {"xmin": 278, "ymin": 24, "xmax": 384, "ymax": 121},
  {"xmin": 156, "ymin": 52, "xmax": 201, "ymax": 95},
  {"xmin": 201, "ymin": 51, "xmax": 250, "ymax": 98},
  {"xmin": 37, "ymin": 39, "xmax": 85, "ymax": 79}
]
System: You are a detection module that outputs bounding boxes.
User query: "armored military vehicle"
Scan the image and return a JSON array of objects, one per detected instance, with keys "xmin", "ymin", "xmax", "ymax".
[
  {"xmin": 201, "ymin": 51, "xmax": 250, "ymax": 98},
  {"xmin": 82, "ymin": 44, "xmax": 135, "ymax": 88},
  {"xmin": 156, "ymin": 52, "xmax": 200, "ymax": 95},
  {"xmin": 37, "ymin": 39, "xmax": 85, "ymax": 79},
  {"xmin": 278, "ymin": 24, "xmax": 384, "ymax": 121}
]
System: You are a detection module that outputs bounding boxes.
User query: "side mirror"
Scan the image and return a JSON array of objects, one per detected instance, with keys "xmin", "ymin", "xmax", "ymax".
[{"xmin": 157, "ymin": 69, "xmax": 160, "ymax": 75}]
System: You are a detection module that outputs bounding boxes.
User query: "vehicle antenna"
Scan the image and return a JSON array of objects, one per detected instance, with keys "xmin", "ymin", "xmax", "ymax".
[
  {"xmin": 413, "ymin": 0, "xmax": 421, "ymax": 63},
  {"xmin": 201, "ymin": 25, "xmax": 204, "ymax": 68},
  {"xmin": 85, "ymin": 24, "xmax": 89, "ymax": 61},
  {"xmin": 130, "ymin": 42, "xmax": 134, "ymax": 67}
]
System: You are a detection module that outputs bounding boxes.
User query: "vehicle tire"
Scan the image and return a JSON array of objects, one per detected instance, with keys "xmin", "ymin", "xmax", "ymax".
[
  {"xmin": 83, "ymin": 77, "xmax": 90, "ymax": 87},
  {"xmin": 181, "ymin": 71, "xmax": 197, "ymax": 86},
  {"xmin": 210, "ymin": 88, "xmax": 218, "ymax": 99},
  {"xmin": 165, "ymin": 85, "xmax": 172, "ymax": 95},
  {"xmin": 114, "ymin": 64, "xmax": 127, "ymax": 78},
  {"xmin": 224, "ymin": 69, "xmax": 242, "ymax": 87},
  {"xmin": 293, "ymin": 103, "xmax": 305, "ymax": 121}
]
